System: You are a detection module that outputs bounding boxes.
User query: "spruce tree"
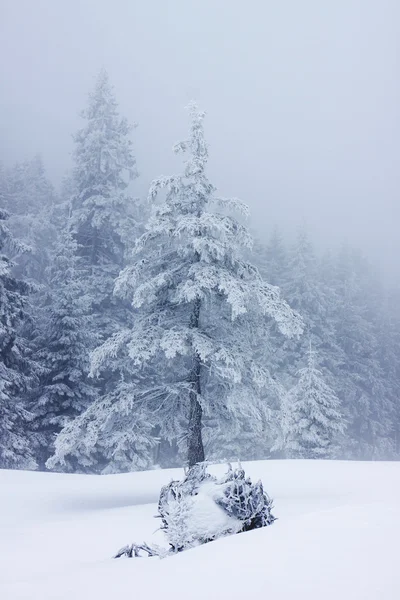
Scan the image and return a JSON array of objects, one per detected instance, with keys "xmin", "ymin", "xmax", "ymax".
[
  {"xmin": 86, "ymin": 102, "xmax": 303, "ymax": 467},
  {"xmin": 283, "ymin": 229, "xmax": 326, "ymax": 351},
  {"xmin": 70, "ymin": 68, "xmax": 138, "ymax": 351},
  {"xmin": 0, "ymin": 208, "xmax": 36, "ymax": 469},
  {"xmin": 253, "ymin": 230, "xmax": 292, "ymax": 442},
  {"xmin": 256, "ymin": 227, "xmax": 288, "ymax": 287},
  {"xmin": 282, "ymin": 343, "xmax": 344, "ymax": 458},
  {"xmin": 377, "ymin": 286, "xmax": 400, "ymax": 455},
  {"xmin": 277, "ymin": 229, "xmax": 343, "ymax": 403},
  {"xmin": 5, "ymin": 156, "xmax": 57, "ymax": 284},
  {"xmin": 333, "ymin": 246, "xmax": 393, "ymax": 459},
  {"xmin": 30, "ymin": 230, "xmax": 96, "ymax": 469}
]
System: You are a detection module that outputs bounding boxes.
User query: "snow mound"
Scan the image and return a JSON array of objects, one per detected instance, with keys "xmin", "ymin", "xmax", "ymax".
[
  {"xmin": 157, "ymin": 463, "xmax": 274, "ymax": 552},
  {"xmin": 116, "ymin": 463, "xmax": 275, "ymax": 556}
]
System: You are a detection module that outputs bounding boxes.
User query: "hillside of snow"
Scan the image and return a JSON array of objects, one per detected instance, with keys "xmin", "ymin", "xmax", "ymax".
[{"xmin": 1, "ymin": 460, "xmax": 399, "ymax": 599}]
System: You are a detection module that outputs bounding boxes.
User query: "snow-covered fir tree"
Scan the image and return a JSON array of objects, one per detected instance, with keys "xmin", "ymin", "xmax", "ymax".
[
  {"xmin": 69, "ymin": 68, "xmax": 139, "ymax": 352},
  {"xmin": 0, "ymin": 208, "xmax": 36, "ymax": 469},
  {"xmin": 5, "ymin": 155, "xmax": 55, "ymax": 216},
  {"xmin": 4, "ymin": 156, "xmax": 57, "ymax": 283},
  {"xmin": 47, "ymin": 71, "xmax": 144, "ymax": 470},
  {"xmin": 282, "ymin": 342, "xmax": 344, "ymax": 458},
  {"xmin": 255, "ymin": 227, "xmax": 288, "ymax": 287},
  {"xmin": 0, "ymin": 164, "xmax": 7, "ymax": 208},
  {"xmin": 333, "ymin": 246, "xmax": 394, "ymax": 459},
  {"xmin": 82, "ymin": 102, "xmax": 303, "ymax": 468},
  {"xmin": 281, "ymin": 229, "xmax": 329, "ymax": 371},
  {"xmin": 46, "ymin": 234, "xmax": 156, "ymax": 473},
  {"xmin": 29, "ymin": 229, "xmax": 96, "ymax": 470},
  {"xmin": 252, "ymin": 230, "xmax": 294, "ymax": 442},
  {"xmin": 377, "ymin": 285, "xmax": 400, "ymax": 454}
]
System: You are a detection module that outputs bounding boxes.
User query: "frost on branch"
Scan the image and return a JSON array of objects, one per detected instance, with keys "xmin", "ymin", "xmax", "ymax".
[
  {"xmin": 46, "ymin": 382, "xmax": 157, "ymax": 474},
  {"xmin": 114, "ymin": 462, "xmax": 275, "ymax": 558}
]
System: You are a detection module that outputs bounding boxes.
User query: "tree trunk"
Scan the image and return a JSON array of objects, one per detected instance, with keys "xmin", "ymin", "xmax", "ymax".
[
  {"xmin": 187, "ymin": 296, "xmax": 205, "ymax": 467},
  {"xmin": 187, "ymin": 357, "xmax": 204, "ymax": 467}
]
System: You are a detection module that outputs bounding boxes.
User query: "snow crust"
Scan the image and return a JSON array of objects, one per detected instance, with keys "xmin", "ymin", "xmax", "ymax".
[{"xmin": 1, "ymin": 460, "xmax": 399, "ymax": 599}]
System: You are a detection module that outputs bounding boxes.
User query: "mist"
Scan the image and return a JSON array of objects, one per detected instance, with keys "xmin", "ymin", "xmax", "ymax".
[
  {"xmin": 2, "ymin": 5, "xmax": 400, "ymax": 593},
  {"xmin": 1, "ymin": 0, "xmax": 399, "ymax": 275}
]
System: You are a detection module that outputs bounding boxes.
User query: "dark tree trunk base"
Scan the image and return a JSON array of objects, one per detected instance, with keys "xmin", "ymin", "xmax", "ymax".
[
  {"xmin": 187, "ymin": 394, "xmax": 205, "ymax": 467},
  {"xmin": 187, "ymin": 294, "xmax": 205, "ymax": 467}
]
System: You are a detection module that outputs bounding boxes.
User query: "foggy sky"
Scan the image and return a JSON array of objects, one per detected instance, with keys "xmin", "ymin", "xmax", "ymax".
[{"xmin": 1, "ymin": 0, "xmax": 399, "ymax": 277}]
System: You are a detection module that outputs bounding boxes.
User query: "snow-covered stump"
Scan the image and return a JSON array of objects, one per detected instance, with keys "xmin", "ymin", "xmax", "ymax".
[{"xmin": 114, "ymin": 462, "xmax": 275, "ymax": 558}]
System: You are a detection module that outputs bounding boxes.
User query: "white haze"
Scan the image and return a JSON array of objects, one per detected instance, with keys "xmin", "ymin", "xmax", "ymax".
[{"xmin": 0, "ymin": 0, "xmax": 399, "ymax": 276}]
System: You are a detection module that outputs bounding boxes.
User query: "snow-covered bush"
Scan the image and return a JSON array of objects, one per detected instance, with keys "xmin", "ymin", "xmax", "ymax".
[{"xmin": 115, "ymin": 462, "xmax": 275, "ymax": 558}]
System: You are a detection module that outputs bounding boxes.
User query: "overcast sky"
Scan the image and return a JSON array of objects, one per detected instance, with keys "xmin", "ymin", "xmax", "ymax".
[{"xmin": 1, "ymin": 0, "xmax": 399, "ymax": 276}]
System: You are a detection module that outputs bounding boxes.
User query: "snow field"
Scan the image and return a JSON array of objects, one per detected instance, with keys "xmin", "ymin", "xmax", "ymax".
[{"xmin": 1, "ymin": 459, "xmax": 399, "ymax": 599}]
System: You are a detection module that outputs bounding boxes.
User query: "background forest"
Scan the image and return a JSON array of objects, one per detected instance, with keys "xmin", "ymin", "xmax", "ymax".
[{"xmin": 1, "ymin": 71, "xmax": 399, "ymax": 473}]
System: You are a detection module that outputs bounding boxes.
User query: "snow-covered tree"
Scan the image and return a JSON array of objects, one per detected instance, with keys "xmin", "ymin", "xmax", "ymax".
[
  {"xmin": 282, "ymin": 343, "xmax": 344, "ymax": 458},
  {"xmin": 88, "ymin": 102, "xmax": 303, "ymax": 468},
  {"xmin": 5, "ymin": 155, "xmax": 54, "ymax": 216},
  {"xmin": 0, "ymin": 208, "xmax": 36, "ymax": 469},
  {"xmin": 377, "ymin": 286, "xmax": 400, "ymax": 454},
  {"xmin": 29, "ymin": 230, "xmax": 96, "ymax": 469},
  {"xmin": 251, "ymin": 231, "xmax": 293, "ymax": 448},
  {"xmin": 281, "ymin": 229, "xmax": 330, "ymax": 367},
  {"xmin": 70, "ymin": 68, "xmax": 139, "ymax": 349},
  {"xmin": 254, "ymin": 227, "xmax": 288, "ymax": 287},
  {"xmin": 46, "ymin": 70, "xmax": 143, "ymax": 472},
  {"xmin": 332, "ymin": 246, "xmax": 394, "ymax": 459},
  {"xmin": 0, "ymin": 164, "xmax": 7, "ymax": 208},
  {"xmin": 5, "ymin": 156, "xmax": 56, "ymax": 279}
]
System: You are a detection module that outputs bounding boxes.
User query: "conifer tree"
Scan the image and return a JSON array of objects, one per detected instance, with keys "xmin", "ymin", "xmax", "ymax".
[
  {"xmin": 4, "ymin": 156, "xmax": 57, "ymax": 284},
  {"xmin": 0, "ymin": 208, "xmax": 36, "ymax": 469},
  {"xmin": 0, "ymin": 164, "xmax": 7, "ymax": 207},
  {"xmin": 333, "ymin": 246, "xmax": 394, "ymax": 458},
  {"xmin": 279, "ymin": 228, "xmax": 341, "ymax": 392},
  {"xmin": 256, "ymin": 227, "xmax": 288, "ymax": 287},
  {"xmin": 283, "ymin": 229, "xmax": 325, "ymax": 342},
  {"xmin": 30, "ymin": 230, "xmax": 96, "ymax": 469},
  {"xmin": 253, "ymin": 229, "xmax": 292, "ymax": 396},
  {"xmin": 86, "ymin": 102, "xmax": 303, "ymax": 467},
  {"xmin": 377, "ymin": 286, "xmax": 400, "ymax": 454},
  {"xmin": 282, "ymin": 343, "xmax": 344, "ymax": 458},
  {"xmin": 70, "ymin": 69, "xmax": 138, "ymax": 350}
]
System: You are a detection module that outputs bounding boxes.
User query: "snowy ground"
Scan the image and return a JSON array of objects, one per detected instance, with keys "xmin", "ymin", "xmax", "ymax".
[{"xmin": 1, "ymin": 460, "xmax": 399, "ymax": 599}]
